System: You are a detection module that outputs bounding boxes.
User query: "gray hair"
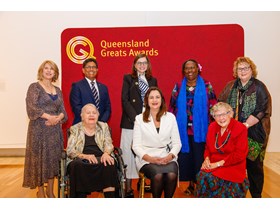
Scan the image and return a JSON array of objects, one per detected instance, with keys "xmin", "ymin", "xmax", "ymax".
[
  {"xmin": 210, "ymin": 102, "xmax": 233, "ymax": 117},
  {"xmin": 81, "ymin": 103, "xmax": 99, "ymax": 117}
]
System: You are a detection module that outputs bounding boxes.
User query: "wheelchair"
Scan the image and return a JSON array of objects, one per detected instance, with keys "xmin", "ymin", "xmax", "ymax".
[{"xmin": 57, "ymin": 147, "xmax": 127, "ymax": 198}]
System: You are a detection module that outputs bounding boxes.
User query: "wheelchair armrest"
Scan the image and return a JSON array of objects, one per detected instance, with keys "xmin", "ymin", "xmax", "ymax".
[
  {"xmin": 61, "ymin": 150, "xmax": 67, "ymax": 159},
  {"xmin": 114, "ymin": 147, "xmax": 123, "ymax": 156}
]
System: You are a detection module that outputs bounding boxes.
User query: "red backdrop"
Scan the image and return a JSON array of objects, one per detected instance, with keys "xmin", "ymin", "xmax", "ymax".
[{"xmin": 61, "ymin": 24, "xmax": 244, "ymax": 147}]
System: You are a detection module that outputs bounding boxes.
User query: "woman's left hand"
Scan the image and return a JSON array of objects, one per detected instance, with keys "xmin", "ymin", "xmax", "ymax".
[{"xmin": 101, "ymin": 152, "xmax": 114, "ymax": 166}]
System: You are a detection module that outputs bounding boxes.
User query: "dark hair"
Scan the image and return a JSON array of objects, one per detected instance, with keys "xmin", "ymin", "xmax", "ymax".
[
  {"xmin": 131, "ymin": 53, "xmax": 152, "ymax": 79},
  {"xmin": 181, "ymin": 59, "xmax": 200, "ymax": 75},
  {"xmin": 83, "ymin": 58, "xmax": 98, "ymax": 68},
  {"xmin": 143, "ymin": 86, "xmax": 167, "ymax": 123}
]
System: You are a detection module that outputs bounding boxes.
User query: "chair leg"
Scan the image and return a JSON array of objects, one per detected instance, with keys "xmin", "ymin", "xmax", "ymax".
[{"xmin": 139, "ymin": 172, "xmax": 146, "ymax": 198}]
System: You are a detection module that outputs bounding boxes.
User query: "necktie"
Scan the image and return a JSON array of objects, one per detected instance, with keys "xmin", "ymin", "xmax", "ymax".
[
  {"xmin": 91, "ymin": 81, "xmax": 100, "ymax": 110},
  {"xmin": 138, "ymin": 76, "xmax": 149, "ymax": 102}
]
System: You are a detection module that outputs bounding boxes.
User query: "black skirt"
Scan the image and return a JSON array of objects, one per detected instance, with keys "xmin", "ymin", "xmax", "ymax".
[
  {"xmin": 68, "ymin": 134, "xmax": 118, "ymax": 197},
  {"xmin": 140, "ymin": 161, "xmax": 178, "ymax": 179},
  {"xmin": 68, "ymin": 158, "xmax": 118, "ymax": 197}
]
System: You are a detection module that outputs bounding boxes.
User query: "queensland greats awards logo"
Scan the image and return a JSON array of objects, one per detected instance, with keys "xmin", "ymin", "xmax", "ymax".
[{"xmin": 66, "ymin": 36, "xmax": 96, "ymax": 64}]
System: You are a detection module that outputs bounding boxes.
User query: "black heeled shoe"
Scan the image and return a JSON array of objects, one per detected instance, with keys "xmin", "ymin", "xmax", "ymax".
[{"xmin": 137, "ymin": 181, "xmax": 151, "ymax": 193}]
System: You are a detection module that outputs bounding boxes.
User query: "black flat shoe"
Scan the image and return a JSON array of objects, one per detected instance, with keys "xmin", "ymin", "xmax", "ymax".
[{"xmin": 125, "ymin": 190, "xmax": 134, "ymax": 198}]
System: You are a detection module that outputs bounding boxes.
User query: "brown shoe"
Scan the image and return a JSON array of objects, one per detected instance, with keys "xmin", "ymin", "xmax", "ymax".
[{"xmin": 184, "ymin": 185, "xmax": 194, "ymax": 195}]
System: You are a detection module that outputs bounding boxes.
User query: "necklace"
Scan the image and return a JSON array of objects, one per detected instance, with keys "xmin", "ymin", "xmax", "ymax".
[
  {"xmin": 214, "ymin": 131, "xmax": 231, "ymax": 154},
  {"xmin": 188, "ymin": 86, "xmax": 195, "ymax": 91},
  {"xmin": 83, "ymin": 126, "xmax": 96, "ymax": 136},
  {"xmin": 238, "ymin": 90, "xmax": 246, "ymax": 105}
]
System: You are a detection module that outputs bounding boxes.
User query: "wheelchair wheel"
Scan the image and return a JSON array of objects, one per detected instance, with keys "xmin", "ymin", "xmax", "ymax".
[
  {"xmin": 58, "ymin": 150, "xmax": 70, "ymax": 198},
  {"xmin": 113, "ymin": 147, "xmax": 127, "ymax": 198}
]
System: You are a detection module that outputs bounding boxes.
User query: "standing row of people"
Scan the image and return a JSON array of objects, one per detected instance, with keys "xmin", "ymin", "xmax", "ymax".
[{"xmin": 23, "ymin": 54, "xmax": 271, "ymax": 198}]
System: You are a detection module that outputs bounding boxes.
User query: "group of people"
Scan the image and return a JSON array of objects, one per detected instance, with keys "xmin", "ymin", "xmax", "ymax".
[{"xmin": 22, "ymin": 54, "xmax": 271, "ymax": 199}]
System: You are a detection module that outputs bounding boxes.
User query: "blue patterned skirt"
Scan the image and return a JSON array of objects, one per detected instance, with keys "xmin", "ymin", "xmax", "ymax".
[{"xmin": 195, "ymin": 171, "xmax": 249, "ymax": 198}]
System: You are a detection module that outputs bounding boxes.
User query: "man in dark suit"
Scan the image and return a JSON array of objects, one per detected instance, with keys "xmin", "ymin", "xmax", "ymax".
[{"xmin": 70, "ymin": 58, "xmax": 111, "ymax": 124}]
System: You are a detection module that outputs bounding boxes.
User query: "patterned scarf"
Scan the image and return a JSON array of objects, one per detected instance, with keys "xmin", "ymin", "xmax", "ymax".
[
  {"xmin": 176, "ymin": 75, "xmax": 209, "ymax": 153},
  {"xmin": 227, "ymin": 77, "xmax": 256, "ymax": 121},
  {"xmin": 138, "ymin": 76, "xmax": 149, "ymax": 102}
]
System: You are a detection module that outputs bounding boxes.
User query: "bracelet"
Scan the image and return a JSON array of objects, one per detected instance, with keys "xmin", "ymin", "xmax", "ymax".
[{"xmin": 217, "ymin": 162, "xmax": 220, "ymax": 167}]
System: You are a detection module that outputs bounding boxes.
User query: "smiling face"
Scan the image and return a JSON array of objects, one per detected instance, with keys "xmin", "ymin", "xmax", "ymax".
[
  {"xmin": 237, "ymin": 62, "xmax": 253, "ymax": 84},
  {"xmin": 147, "ymin": 90, "xmax": 162, "ymax": 111},
  {"xmin": 81, "ymin": 104, "xmax": 99, "ymax": 125},
  {"xmin": 183, "ymin": 61, "xmax": 199, "ymax": 82},
  {"xmin": 42, "ymin": 63, "xmax": 55, "ymax": 81},
  {"xmin": 134, "ymin": 57, "xmax": 148, "ymax": 75},
  {"xmin": 213, "ymin": 106, "xmax": 233, "ymax": 129},
  {"xmin": 83, "ymin": 61, "xmax": 98, "ymax": 81}
]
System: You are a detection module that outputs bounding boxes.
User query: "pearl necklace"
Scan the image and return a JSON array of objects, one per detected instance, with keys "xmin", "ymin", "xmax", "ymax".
[{"xmin": 83, "ymin": 126, "xmax": 96, "ymax": 136}]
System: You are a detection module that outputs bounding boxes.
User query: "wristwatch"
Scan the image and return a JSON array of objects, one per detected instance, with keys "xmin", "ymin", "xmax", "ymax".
[{"xmin": 244, "ymin": 122, "xmax": 250, "ymax": 128}]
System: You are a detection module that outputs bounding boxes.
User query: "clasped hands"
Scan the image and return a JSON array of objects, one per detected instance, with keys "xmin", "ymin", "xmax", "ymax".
[
  {"xmin": 201, "ymin": 157, "xmax": 221, "ymax": 170},
  {"xmin": 146, "ymin": 154, "xmax": 173, "ymax": 165},
  {"xmin": 45, "ymin": 114, "xmax": 62, "ymax": 126}
]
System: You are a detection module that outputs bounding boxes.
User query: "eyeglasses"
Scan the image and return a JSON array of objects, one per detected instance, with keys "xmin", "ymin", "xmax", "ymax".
[
  {"xmin": 237, "ymin": 66, "xmax": 251, "ymax": 72},
  {"xmin": 136, "ymin": 61, "xmax": 148, "ymax": 66},
  {"xmin": 213, "ymin": 111, "xmax": 231, "ymax": 119},
  {"xmin": 184, "ymin": 66, "xmax": 197, "ymax": 71},
  {"xmin": 85, "ymin": 66, "xmax": 97, "ymax": 70}
]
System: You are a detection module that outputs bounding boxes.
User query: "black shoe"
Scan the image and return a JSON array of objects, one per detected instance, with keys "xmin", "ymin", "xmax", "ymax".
[
  {"xmin": 137, "ymin": 181, "xmax": 151, "ymax": 193},
  {"xmin": 125, "ymin": 190, "xmax": 134, "ymax": 198}
]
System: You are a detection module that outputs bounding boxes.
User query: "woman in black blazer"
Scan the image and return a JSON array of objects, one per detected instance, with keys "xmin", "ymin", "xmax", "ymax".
[{"xmin": 120, "ymin": 54, "xmax": 157, "ymax": 197}]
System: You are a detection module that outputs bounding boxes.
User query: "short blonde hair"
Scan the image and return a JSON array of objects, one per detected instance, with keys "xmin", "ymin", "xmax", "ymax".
[
  {"xmin": 210, "ymin": 102, "xmax": 233, "ymax": 117},
  {"xmin": 37, "ymin": 60, "xmax": 59, "ymax": 82},
  {"xmin": 233, "ymin": 57, "xmax": 258, "ymax": 78}
]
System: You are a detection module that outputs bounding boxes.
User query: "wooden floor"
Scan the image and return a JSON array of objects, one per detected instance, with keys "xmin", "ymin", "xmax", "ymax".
[{"xmin": 0, "ymin": 153, "xmax": 280, "ymax": 198}]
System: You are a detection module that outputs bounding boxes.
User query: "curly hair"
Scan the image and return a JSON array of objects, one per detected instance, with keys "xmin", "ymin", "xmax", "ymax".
[{"xmin": 233, "ymin": 57, "xmax": 258, "ymax": 78}]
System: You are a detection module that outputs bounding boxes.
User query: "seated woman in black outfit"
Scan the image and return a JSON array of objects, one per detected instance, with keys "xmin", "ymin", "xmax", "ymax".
[{"xmin": 66, "ymin": 103, "xmax": 117, "ymax": 198}]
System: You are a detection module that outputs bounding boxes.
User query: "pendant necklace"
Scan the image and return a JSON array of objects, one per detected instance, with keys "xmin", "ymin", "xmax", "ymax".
[
  {"xmin": 238, "ymin": 90, "xmax": 246, "ymax": 105},
  {"xmin": 188, "ymin": 86, "xmax": 195, "ymax": 91}
]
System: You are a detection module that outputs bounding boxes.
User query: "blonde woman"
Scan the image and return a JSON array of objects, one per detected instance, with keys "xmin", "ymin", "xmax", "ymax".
[{"xmin": 23, "ymin": 60, "xmax": 68, "ymax": 198}]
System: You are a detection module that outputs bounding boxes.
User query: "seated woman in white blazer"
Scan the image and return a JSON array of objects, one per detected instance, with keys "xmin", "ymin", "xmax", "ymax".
[{"xmin": 132, "ymin": 86, "xmax": 182, "ymax": 198}]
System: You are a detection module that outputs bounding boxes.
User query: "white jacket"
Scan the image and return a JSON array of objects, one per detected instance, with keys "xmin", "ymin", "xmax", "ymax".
[{"xmin": 132, "ymin": 112, "xmax": 182, "ymax": 171}]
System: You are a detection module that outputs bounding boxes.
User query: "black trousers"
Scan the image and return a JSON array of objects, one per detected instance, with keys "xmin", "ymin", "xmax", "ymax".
[{"xmin": 246, "ymin": 155, "xmax": 264, "ymax": 198}]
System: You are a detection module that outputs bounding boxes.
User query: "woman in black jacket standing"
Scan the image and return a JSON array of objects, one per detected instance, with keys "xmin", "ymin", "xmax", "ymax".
[{"xmin": 120, "ymin": 53, "xmax": 157, "ymax": 197}]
